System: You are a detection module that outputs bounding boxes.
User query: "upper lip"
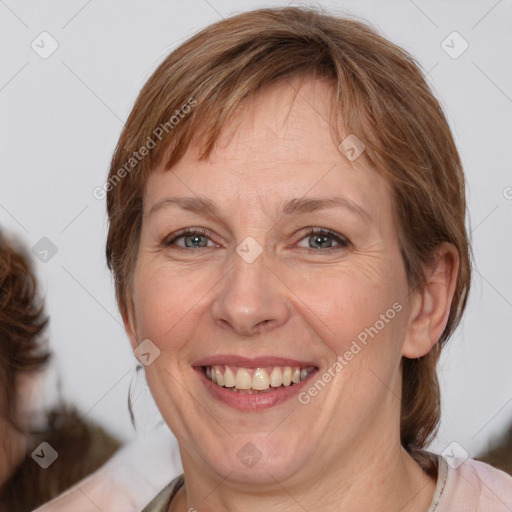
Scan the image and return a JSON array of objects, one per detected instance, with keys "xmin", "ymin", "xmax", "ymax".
[{"xmin": 193, "ymin": 355, "xmax": 318, "ymax": 368}]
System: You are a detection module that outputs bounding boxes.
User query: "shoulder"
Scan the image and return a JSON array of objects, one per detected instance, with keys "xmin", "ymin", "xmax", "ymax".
[
  {"xmin": 435, "ymin": 455, "xmax": 512, "ymax": 511},
  {"xmin": 34, "ymin": 429, "xmax": 182, "ymax": 512},
  {"xmin": 141, "ymin": 475, "xmax": 184, "ymax": 512}
]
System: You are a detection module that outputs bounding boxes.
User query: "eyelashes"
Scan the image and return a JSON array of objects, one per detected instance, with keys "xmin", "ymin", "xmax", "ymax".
[
  {"xmin": 164, "ymin": 227, "xmax": 351, "ymax": 252},
  {"xmin": 299, "ymin": 227, "xmax": 350, "ymax": 250},
  {"xmin": 164, "ymin": 227, "xmax": 216, "ymax": 249}
]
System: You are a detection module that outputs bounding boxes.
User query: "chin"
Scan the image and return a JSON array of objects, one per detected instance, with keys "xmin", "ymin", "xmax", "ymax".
[{"xmin": 193, "ymin": 431, "xmax": 313, "ymax": 486}]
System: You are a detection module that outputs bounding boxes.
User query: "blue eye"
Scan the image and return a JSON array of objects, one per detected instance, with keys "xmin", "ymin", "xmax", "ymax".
[
  {"xmin": 298, "ymin": 228, "xmax": 350, "ymax": 250},
  {"xmin": 164, "ymin": 227, "xmax": 350, "ymax": 251},
  {"xmin": 181, "ymin": 233, "xmax": 209, "ymax": 248},
  {"xmin": 166, "ymin": 229, "xmax": 216, "ymax": 248}
]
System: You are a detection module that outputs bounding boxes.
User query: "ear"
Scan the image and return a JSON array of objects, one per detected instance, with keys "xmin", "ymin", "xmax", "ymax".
[{"xmin": 402, "ymin": 243, "xmax": 460, "ymax": 358}]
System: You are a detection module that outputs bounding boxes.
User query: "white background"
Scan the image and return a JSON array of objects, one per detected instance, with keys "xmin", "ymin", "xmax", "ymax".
[{"xmin": 0, "ymin": 0, "xmax": 511, "ymax": 459}]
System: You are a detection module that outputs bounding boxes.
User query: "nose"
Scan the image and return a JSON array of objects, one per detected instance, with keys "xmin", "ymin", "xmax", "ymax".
[{"xmin": 211, "ymin": 249, "xmax": 291, "ymax": 337}]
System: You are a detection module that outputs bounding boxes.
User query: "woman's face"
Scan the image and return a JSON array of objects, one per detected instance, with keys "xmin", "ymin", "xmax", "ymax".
[{"xmin": 128, "ymin": 77, "xmax": 417, "ymax": 486}]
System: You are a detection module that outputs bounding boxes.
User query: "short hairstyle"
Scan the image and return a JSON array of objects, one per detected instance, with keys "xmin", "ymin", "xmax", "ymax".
[{"xmin": 105, "ymin": 6, "xmax": 471, "ymax": 461}]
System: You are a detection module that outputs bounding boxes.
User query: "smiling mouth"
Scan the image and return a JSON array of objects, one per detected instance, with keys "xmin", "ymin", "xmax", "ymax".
[{"xmin": 203, "ymin": 365, "xmax": 317, "ymax": 394}]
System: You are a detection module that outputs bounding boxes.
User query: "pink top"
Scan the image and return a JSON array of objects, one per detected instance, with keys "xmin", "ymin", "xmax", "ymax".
[
  {"xmin": 429, "ymin": 454, "xmax": 512, "ymax": 511},
  {"xmin": 139, "ymin": 453, "xmax": 512, "ymax": 511}
]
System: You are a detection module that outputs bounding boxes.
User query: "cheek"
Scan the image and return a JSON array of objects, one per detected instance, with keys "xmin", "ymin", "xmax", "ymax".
[
  {"xmin": 294, "ymin": 265, "xmax": 407, "ymax": 416},
  {"xmin": 131, "ymin": 261, "xmax": 219, "ymax": 351},
  {"xmin": 293, "ymin": 260, "xmax": 407, "ymax": 354}
]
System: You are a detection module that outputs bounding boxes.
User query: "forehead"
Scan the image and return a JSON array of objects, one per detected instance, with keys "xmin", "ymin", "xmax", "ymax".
[{"xmin": 144, "ymin": 76, "xmax": 391, "ymax": 221}]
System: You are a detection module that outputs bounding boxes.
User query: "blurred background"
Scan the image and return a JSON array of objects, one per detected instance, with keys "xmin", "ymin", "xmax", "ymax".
[{"xmin": 0, "ymin": 0, "xmax": 511, "ymax": 465}]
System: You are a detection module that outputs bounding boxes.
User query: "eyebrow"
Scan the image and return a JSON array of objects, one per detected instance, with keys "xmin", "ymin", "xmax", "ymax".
[
  {"xmin": 282, "ymin": 197, "xmax": 372, "ymax": 224},
  {"xmin": 149, "ymin": 195, "xmax": 372, "ymax": 224},
  {"xmin": 149, "ymin": 197, "xmax": 218, "ymax": 217}
]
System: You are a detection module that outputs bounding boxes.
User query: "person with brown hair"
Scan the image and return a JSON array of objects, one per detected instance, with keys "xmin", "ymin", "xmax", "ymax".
[
  {"xmin": 0, "ymin": 230, "xmax": 121, "ymax": 511},
  {"xmin": 43, "ymin": 5, "xmax": 512, "ymax": 511},
  {"xmin": 104, "ymin": 5, "xmax": 511, "ymax": 511}
]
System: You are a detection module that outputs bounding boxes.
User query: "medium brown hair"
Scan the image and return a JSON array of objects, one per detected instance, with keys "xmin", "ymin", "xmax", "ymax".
[
  {"xmin": 106, "ymin": 6, "xmax": 471, "ymax": 460},
  {"xmin": 0, "ymin": 231, "xmax": 50, "ymax": 428},
  {"xmin": 0, "ymin": 231, "xmax": 121, "ymax": 511}
]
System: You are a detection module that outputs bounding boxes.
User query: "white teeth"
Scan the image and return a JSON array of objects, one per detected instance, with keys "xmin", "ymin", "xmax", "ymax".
[
  {"xmin": 270, "ymin": 367, "xmax": 283, "ymax": 387},
  {"xmin": 282, "ymin": 367, "xmax": 292, "ymax": 386},
  {"xmin": 252, "ymin": 368, "xmax": 270, "ymax": 390},
  {"xmin": 205, "ymin": 364, "xmax": 314, "ymax": 391},
  {"xmin": 235, "ymin": 368, "xmax": 252, "ymax": 390},
  {"xmin": 224, "ymin": 366, "xmax": 235, "ymax": 387},
  {"xmin": 214, "ymin": 367, "xmax": 224, "ymax": 387}
]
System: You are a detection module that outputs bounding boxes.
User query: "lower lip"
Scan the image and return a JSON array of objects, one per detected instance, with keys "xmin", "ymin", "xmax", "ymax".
[{"xmin": 195, "ymin": 367, "xmax": 318, "ymax": 410}]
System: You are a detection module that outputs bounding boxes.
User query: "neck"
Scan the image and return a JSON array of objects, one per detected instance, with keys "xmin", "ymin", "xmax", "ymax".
[
  {"xmin": 171, "ymin": 434, "xmax": 436, "ymax": 512},
  {"xmin": 169, "ymin": 369, "xmax": 438, "ymax": 512}
]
